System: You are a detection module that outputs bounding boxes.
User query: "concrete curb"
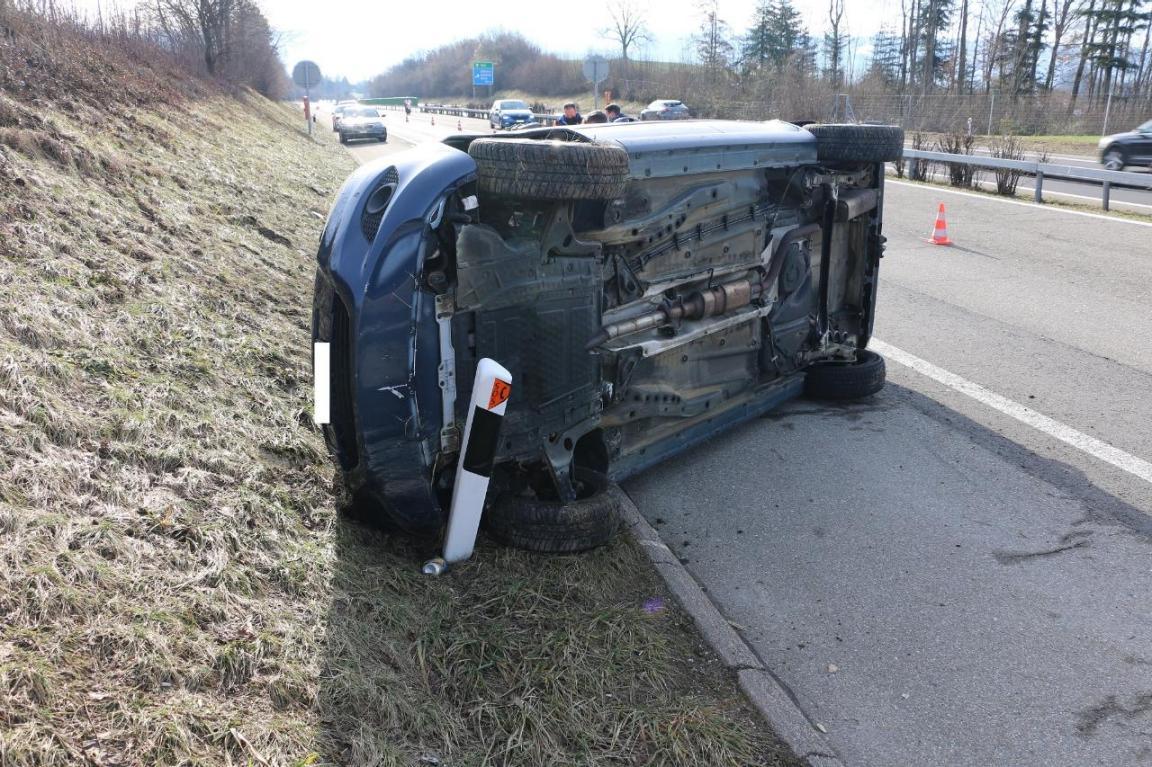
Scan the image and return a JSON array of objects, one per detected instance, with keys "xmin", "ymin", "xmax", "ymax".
[{"xmin": 612, "ymin": 486, "xmax": 846, "ymax": 767}]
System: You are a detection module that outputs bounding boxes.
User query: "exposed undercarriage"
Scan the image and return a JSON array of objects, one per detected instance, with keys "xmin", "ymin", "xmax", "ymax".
[{"xmin": 429, "ymin": 126, "xmax": 888, "ymax": 504}]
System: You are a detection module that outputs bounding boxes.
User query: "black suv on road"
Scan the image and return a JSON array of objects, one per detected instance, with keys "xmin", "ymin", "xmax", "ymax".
[{"xmin": 1099, "ymin": 119, "xmax": 1152, "ymax": 170}]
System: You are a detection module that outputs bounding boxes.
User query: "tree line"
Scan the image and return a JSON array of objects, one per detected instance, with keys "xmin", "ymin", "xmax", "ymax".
[
  {"xmin": 3, "ymin": 0, "xmax": 289, "ymax": 98},
  {"xmin": 368, "ymin": 0, "xmax": 1149, "ymax": 131}
]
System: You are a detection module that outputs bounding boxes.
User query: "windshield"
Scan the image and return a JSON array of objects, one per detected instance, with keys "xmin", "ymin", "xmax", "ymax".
[
  {"xmin": 1139, "ymin": 119, "xmax": 1152, "ymax": 132},
  {"xmin": 348, "ymin": 107, "xmax": 379, "ymax": 118},
  {"xmin": 498, "ymin": 100, "xmax": 528, "ymax": 109}
]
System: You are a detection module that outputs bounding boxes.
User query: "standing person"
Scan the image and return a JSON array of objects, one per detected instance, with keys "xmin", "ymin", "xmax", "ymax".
[
  {"xmin": 404, "ymin": 98, "xmax": 412, "ymax": 123},
  {"xmin": 557, "ymin": 102, "xmax": 583, "ymax": 125}
]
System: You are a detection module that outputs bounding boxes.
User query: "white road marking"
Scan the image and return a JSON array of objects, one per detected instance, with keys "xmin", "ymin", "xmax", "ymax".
[
  {"xmin": 313, "ymin": 342, "xmax": 330, "ymax": 425},
  {"xmin": 913, "ymin": 170, "xmax": 1152, "ymax": 211},
  {"xmin": 907, "ymin": 169, "xmax": 1152, "ymax": 210},
  {"xmin": 887, "ymin": 179, "xmax": 1152, "ymax": 227},
  {"xmin": 871, "ymin": 338, "xmax": 1152, "ymax": 486}
]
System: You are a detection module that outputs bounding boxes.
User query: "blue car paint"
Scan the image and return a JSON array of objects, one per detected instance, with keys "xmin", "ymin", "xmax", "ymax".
[{"xmin": 314, "ymin": 142, "xmax": 476, "ymax": 528}]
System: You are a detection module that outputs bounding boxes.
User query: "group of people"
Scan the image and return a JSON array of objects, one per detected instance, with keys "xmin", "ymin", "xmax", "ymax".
[{"xmin": 556, "ymin": 102, "xmax": 635, "ymax": 126}]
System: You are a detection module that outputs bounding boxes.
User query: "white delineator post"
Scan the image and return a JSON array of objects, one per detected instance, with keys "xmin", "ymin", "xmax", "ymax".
[{"xmin": 441, "ymin": 358, "xmax": 512, "ymax": 564}]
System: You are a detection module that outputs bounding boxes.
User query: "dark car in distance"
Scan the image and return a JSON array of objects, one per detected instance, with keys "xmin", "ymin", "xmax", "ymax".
[
  {"xmin": 1099, "ymin": 119, "xmax": 1152, "ymax": 170},
  {"xmin": 639, "ymin": 99, "xmax": 691, "ymax": 121},
  {"xmin": 313, "ymin": 119, "xmax": 903, "ymax": 553}
]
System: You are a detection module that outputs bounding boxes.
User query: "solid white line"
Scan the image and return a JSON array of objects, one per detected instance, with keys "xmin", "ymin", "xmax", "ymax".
[
  {"xmin": 917, "ymin": 171, "xmax": 1152, "ymax": 211},
  {"xmin": 887, "ymin": 179, "xmax": 1152, "ymax": 227},
  {"xmin": 313, "ymin": 342, "xmax": 330, "ymax": 425},
  {"xmin": 871, "ymin": 338, "xmax": 1152, "ymax": 486}
]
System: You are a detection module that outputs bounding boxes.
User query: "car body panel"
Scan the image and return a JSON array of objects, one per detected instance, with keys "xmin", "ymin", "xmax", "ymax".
[{"xmin": 313, "ymin": 143, "xmax": 477, "ymax": 526}]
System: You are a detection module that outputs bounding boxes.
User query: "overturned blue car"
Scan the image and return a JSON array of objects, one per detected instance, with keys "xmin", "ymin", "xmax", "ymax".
[{"xmin": 313, "ymin": 119, "xmax": 902, "ymax": 552}]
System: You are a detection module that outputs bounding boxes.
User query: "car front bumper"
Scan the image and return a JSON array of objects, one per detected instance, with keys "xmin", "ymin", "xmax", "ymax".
[{"xmin": 313, "ymin": 143, "xmax": 476, "ymax": 532}]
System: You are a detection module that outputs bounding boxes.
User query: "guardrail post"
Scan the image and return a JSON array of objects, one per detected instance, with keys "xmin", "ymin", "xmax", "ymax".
[
  {"xmin": 1034, "ymin": 170, "xmax": 1043, "ymax": 203},
  {"xmin": 1102, "ymin": 180, "xmax": 1111, "ymax": 211}
]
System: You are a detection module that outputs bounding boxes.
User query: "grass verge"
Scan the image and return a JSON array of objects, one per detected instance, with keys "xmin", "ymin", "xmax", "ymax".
[{"xmin": 0, "ymin": 19, "xmax": 802, "ymax": 767}]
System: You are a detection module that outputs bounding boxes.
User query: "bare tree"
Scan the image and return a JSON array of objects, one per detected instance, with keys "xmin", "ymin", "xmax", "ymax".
[
  {"xmin": 695, "ymin": 0, "xmax": 734, "ymax": 80},
  {"xmin": 955, "ymin": 0, "xmax": 970, "ymax": 92},
  {"xmin": 603, "ymin": 0, "xmax": 651, "ymax": 61},
  {"xmin": 825, "ymin": 0, "xmax": 846, "ymax": 85}
]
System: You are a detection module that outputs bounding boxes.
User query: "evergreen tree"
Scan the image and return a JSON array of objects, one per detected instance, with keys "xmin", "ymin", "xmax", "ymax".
[
  {"xmin": 871, "ymin": 26, "xmax": 905, "ymax": 84},
  {"xmin": 742, "ymin": 0, "xmax": 806, "ymax": 70}
]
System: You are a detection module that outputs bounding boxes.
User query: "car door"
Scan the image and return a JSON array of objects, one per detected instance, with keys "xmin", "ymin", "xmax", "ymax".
[{"xmin": 1133, "ymin": 124, "xmax": 1152, "ymax": 165}]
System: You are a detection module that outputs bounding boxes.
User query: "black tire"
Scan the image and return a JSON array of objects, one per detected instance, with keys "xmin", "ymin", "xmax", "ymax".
[
  {"xmin": 468, "ymin": 137, "xmax": 629, "ymax": 200},
  {"xmin": 806, "ymin": 124, "xmax": 904, "ymax": 164},
  {"xmin": 339, "ymin": 133, "xmax": 347, "ymax": 144},
  {"xmin": 804, "ymin": 349, "xmax": 886, "ymax": 400},
  {"xmin": 484, "ymin": 468, "xmax": 622, "ymax": 554},
  {"xmin": 1102, "ymin": 147, "xmax": 1126, "ymax": 171}
]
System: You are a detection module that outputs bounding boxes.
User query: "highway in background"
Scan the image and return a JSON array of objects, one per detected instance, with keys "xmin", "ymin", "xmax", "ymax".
[
  {"xmin": 331, "ymin": 104, "xmax": 1152, "ymax": 211},
  {"xmin": 332, "ymin": 117, "xmax": 1152, "ymax": 765}
]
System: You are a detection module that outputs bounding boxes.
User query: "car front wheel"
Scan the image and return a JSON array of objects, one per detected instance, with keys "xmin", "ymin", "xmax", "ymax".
[
  {"xmin": 804, "ymin": 350, "xmax": 886, "ymax": 400},
  {"xmin": 1103, "ymin": 149, "xmax": 1126, "ymax": 171}
]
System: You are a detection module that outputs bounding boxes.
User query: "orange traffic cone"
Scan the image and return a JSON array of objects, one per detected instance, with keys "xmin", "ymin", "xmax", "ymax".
[{"xmin": 926, "ymin": 203, "xmax": 953, "ymax": 245}]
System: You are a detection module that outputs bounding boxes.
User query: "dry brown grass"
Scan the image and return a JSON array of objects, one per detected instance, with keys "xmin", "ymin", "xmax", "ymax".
[{"xmin": 0, "ymin": 14, "xmax": 803, "ymax": 767}]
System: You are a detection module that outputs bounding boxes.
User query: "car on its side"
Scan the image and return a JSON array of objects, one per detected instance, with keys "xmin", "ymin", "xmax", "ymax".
[
  {"xmin": 338, "ymin": 107, "xmax": 387, "ymax": 144},
  {"xmin": 331, "ymin": 100, "xmax": 359, "ymax": 132},
  {"xmin": 639, "ymin": 99, "xmax": 691, "ymax": 121},
  {"xmin": 313, "ymin": 119, "xmax": 902, "ymax": 553},
  {"xmin": 1099, "ymin": 119, "xmax": 1152, "ymax": 171},
  {"xmin": 489, "ymin": 99, "xmax": 535, "ymax": 130}
]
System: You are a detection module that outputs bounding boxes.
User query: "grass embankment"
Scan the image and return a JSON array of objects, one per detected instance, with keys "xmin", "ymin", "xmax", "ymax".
[{"xmin": 0, "ymin": 17, "xmax": 800, "ymax": 767}]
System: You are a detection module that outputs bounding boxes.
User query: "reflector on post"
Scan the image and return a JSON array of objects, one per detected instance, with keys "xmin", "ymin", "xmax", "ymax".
[{"xmin": 440, "ymin": 358, "xmax": 512, "ymax": 565}]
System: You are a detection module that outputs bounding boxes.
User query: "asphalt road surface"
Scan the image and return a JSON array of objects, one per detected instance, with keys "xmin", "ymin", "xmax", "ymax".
[
  {"xmin": 627, "ymin": 185, "xmax": 1152, "ymax": 765},
  {"xmin": 332, "ymin": 120, "xmax": 1152, "ymax": 765}
]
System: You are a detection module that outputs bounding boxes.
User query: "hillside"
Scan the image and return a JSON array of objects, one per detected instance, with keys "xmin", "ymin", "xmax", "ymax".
[{"xmin": 0, "ymin": 13, "xmax": 800, "ymax": 767}]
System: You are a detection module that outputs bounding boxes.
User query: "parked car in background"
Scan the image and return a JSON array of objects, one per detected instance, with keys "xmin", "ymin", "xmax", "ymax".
[
  {"xmin": 489, "ymin": 99, "xmax": 535, "ymax": 130},
  {"xmin": 640, "ymin": 99, "xmax": 691, "ymax": 121},
  {"xmin": 313, "ymin": 119, "xmax": 902, "ymax": 552},
  {"xmin": 338, "ymin": 106, "xmax": 386, "ymax": 144},
  {"xmin": 1099, "ymin": 119, "xmax": 1152, "ymax": 170},
  {"xmin": 331, "ymin": 100, "xmax": 359, "ymax": 132}
]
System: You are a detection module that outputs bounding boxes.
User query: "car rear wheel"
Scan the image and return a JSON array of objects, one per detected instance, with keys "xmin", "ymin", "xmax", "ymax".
[
  {"xmin": 484, "ymin": 468, "xmax": 622, "ymax": 554},
  {"xmin": 468, "ymin": 137, "xmax": 629, "ymax": 200},
  {"xmin": 804, "ymin": 349, "xmax": 886, "ymax": 400},
  {"xmin": 806, "ymin": 124, "xmax": 904, "ymax": 164},
  {"xmin": 1103, "ymin": 149, "xmax": 1126, "ymax": 171},
  {"xmin": 339, "ymin": 133, "xmax": 347, "ymax": 144}
]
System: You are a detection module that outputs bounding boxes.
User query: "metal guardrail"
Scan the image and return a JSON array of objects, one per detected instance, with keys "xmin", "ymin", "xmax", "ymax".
[
  {"xmin": 900, "ymin": 148, "xmax": 1152, "ymax": 211},
  {"xmin": 396, "ymin": 103, "xmax": 559, "ymax": 127}
]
